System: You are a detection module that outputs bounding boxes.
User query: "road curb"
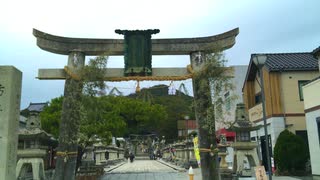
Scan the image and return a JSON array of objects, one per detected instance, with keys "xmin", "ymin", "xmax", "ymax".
[
  {"xmin": 104, "ymin": 161, "xmax": 126, "ymax": 173},
  {"xmin": 156, "ymin": 160, "xmax": 186, "ymax": 172}
]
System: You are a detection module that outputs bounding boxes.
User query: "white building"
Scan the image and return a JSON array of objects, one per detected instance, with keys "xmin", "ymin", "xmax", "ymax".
[
  {"xmin": 215, "ymin": 65, "xmax": 248, "ymax": 130},
  {"xmin": 303, "ymin": 47, "xmax": 320, "ymax": 178}
]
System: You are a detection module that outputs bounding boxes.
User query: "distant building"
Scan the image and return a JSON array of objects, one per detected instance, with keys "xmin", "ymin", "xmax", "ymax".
[
  {"xmin": 303, "ymin": 47, "xmax": 320, "ymax": 177},
  {"xmin": 242, "ymin": 52, "xmax": 319, "ymax": 168},
  {"xmin": 19, "ymin": 115, "xmax": 27, "ymax": 129},
  {"xmin": 215, "ymin": 65, "xmax": 248, "ymax": 130},
  {"xmin": 177, "ymin": 119, "xmax": 197, "ymax": 138},
  {"xmin": 22, "ymin": 102, "xmax": 48, "ymax": 113}
]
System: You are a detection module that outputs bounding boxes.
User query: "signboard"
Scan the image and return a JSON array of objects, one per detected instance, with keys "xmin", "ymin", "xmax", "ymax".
[
  {"xmin": 255, "ymin": 165, "xmax": 267, "ymax": 180},
  {"xmin": 115, "ymin": 29, "xmax": 159, "ymax": 76}
]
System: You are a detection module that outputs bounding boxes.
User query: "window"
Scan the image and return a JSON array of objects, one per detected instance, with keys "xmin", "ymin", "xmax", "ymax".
[
  {"xmin": 216, "ymin": 103, "xmax": 222, "ymax": 118},
  {"xmin": 224, "ymin": 92, "xmax": 231, "ymax": 111},
  {"xmin": 25, "ymin": 140, "xmax": 35, "ymax": 148},
  {"xmin": 296, "ymin": 130, "xmax": 309, "ymax": 148},
  {"xmin": 237, "ymin": 132, "xmax": 250, "ymax": 142},
  {"xmin": 255, "ymin": 92, "xmax": 262, "ymax": 105},
  {"xmin": 317, "ymin": 117, "xmax": 320, "ymax": 145},
  {"xmin": 298, "ymin": 80, "xmax": 309, "ymax": 101},
  {"xmin": 18, "ymin": 140, "xmax": 24, "ymax": 149}
]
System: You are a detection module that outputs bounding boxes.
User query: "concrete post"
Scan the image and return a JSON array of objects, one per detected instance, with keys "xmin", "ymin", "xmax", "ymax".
[{"xmin": 0, "ymin": 66, "xmax": 22, "ymax": 180}]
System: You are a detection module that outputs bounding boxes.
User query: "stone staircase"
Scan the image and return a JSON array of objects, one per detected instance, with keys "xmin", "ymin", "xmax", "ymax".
[{"xmin": 135, "ymin": 152, "xmax": 151, "ymax": 160}]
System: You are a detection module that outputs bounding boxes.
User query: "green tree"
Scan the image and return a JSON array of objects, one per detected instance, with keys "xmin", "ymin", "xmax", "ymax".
[
  {"xmin": 79, "ymin": 96, "xmax": 127, "ymax": 145},
  {"xmin": 154, "ymin": 95, "xmax": 193, "ymax": 142},
  {"xmin": 129, "ymin": 84, "xmax": 194, "ymax": 142},
  {"xmin": 40, "ymin": 96, "xmax": 63, "ymax": 138},
  {"xmin": 108, "ymin": 96, "xmax": 168, "ymax": 135},
  {"xmin": 40, "ymin": 95, "xmax": 168, "ymax": 141},
  {"xmin": 274, "ymin": 129, "xmax": 309, "ymax": 175}
]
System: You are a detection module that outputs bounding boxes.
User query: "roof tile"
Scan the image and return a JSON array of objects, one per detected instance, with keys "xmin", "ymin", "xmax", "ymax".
[
  {"xmin": 27, "ymin": 103, "xmax": 48, "ymax": 112},
  {"xmin": 264, "ymin": 53, "xmax": 318, "ymax": 71}
]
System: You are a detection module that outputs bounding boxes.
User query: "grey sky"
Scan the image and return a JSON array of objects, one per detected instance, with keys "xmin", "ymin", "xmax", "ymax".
[{"xmin": 0, "ymin": 0, "xmax": 319, "ymax": 109}]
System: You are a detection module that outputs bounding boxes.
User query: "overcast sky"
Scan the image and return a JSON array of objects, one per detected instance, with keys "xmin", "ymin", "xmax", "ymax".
[{"xmin": 1, "ymin": 0, "xmax": 320, "ymax": 109}]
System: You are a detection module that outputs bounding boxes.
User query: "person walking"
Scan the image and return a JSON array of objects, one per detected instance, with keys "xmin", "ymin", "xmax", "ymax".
[{"xmin": 129, "ymin": 152, "xmax": 135, "ymax": 163}]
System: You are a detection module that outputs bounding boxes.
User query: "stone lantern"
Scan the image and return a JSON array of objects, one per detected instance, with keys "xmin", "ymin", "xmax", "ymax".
[
  {"xmin": 16, "ymin": 110, "xmax": 57, "ymax": 180},
  {"xmin": 228, "ymin": 103, "xmax": 261, "ymax": 177}
]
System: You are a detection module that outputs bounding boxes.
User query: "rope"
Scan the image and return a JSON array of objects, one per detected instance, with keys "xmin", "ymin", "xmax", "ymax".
[
  {"xmin": 56, "ymin": 151, "xmax": 78, "ymax": 157},
  {"xmin": 198, "ymin": 144, "xmax": 219, "ymax": 155},
  {"xmin": 56, "ymin": 151, "xmax": 78, "ymax": 163},
  {"xmin": 63, "ymin": 65, "xmax": 195, "ymax": 82},
  {"xmin": 64, "ymin": 66, "xmax": 81, "ymax": 80},
  {"xmin": 105, "ymin": 75, "xmax": 193, "ymax": 82}
]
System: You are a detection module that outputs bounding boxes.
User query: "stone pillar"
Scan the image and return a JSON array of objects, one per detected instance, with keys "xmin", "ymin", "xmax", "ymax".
[
  {"xmin": 190, "ymin": 52, "xmax": 219, "ymax": 180},
  {"xmin": 95, "ymin": 149, "xmax": 107, "ymax": 165},
  {"xmin": 108, "ymin": 150, "xmax": 118, "ymax": 160},
  {"xmin": 118, "ymin": 148, "xmax": 124, "ymax": 159},
  {"xmin": 54, "ymin": 52, "xmax": 85, "ymax": 180},
  {"xmin": 0, "ymin": 66, "xmax": 22, "ymax": 180}
]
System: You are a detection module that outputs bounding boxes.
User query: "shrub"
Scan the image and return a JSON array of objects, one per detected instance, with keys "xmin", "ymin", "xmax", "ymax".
[{"xmin": 274, "ymin": 129, "xmax": 309, "ymax": 175}]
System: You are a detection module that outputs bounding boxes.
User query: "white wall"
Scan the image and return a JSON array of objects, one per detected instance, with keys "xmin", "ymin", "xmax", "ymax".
[
  {"xmin": 305, "ymin": 110, "xmax": 320, "ymax": 176},
  {"xmin": 251, "ymin": 117, "xmax": 285, "ymax": 155}
]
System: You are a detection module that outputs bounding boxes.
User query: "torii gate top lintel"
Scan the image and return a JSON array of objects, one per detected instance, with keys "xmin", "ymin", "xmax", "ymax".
[{"xmin": 33, "ymin": 28, "xmax": 239, "ymax": 56}]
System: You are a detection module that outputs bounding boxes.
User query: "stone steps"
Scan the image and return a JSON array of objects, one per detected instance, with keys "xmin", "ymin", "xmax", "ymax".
[{"xmin": 135, "ymin": 156, "xmax": 151, "ymax": 160}]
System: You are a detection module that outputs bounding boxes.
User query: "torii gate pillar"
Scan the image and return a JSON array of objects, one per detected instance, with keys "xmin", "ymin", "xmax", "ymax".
[
  {"xmin": 54, "ymin": 51, "xmax": 85, "ymax": 180},
  {"xmin": 190, "ymin": 51, "xmax": 219, "ymax": 179}
]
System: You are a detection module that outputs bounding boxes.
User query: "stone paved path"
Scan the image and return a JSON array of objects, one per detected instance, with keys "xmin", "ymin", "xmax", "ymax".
[
  {"xmin": 100, "ymin": 160, "xmax": 312, "ymax": 180},
  {"xmin": 100, "ymin": 160, "xmax": 200, "ymax": 180}
]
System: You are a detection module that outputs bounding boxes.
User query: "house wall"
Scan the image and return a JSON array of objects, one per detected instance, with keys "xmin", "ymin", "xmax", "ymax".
[
  {"xmin": 304, "ymin": 109, "xmax": 320, "ymax": 176},
  {"xmin": 280, "ymin": 71, "xmax": 319, "ymax": 113},
  {"xmin": 243, "ymin": 80, "xmax": 255, "ymax": 112},
  {"xmin": 247, "ymin": 70, "xmax": 318, "ymax": 128},
  {"xmin": 263, "ymin": 70, "xmax": 282, "ymax": 117},
  {"xmin": 244, "ymin": 67, "xmax": 282, "ymax": 117},
  {"xmin": 303, "ymin": 79, "xmax": 320, "ymax": 176},
  {"xmin": 277, "ymin": 71, "xmax": 318, "ymax": 132},
  {"xmin": 303, "ymin": 78, "xmax": 320, "ymax": 110},
  {"xmin": 285, "ymin": 116, "xmax": 307, "ymax": 132},
  {"xmin": 244, "ymin": 69, "xmax": 282, "ymax": 121}
]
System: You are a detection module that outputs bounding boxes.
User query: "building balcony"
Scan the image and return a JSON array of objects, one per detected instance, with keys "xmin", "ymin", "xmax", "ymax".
[{"xmin": 248, "ymin": 103, "xmax": 263, "ymax": 122}]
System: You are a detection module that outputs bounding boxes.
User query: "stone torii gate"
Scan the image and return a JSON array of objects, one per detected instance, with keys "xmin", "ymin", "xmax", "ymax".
[{"xmin": 33, "ymin": 28, "xmax": 239, "ymax": 180}]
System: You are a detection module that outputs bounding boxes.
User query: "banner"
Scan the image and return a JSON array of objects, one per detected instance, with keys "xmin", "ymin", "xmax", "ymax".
[{"xmin": 193, "ymin": 136, "xmax": 201, "ymax": 167}]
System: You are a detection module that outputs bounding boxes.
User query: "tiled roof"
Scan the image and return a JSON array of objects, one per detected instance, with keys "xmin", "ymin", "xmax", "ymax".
[
  {"xmin": 313, "ymin": 46, "xmax": 320, "ymax": 56},
  {"xmin": 27, "ymin": 103, "xmax": 47, "ymax": 112},
  {"xmin": 243, "ymin": 50, "xmax": 320, "ymax": 91},
  {"xmin": 253, "ymin": 53, "xmax": 319, "ymax": 71}
]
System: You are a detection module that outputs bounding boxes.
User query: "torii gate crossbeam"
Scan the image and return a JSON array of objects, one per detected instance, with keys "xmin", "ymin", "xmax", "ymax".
[{"xmin": 33, "ymin": 28, "xmax": 238, "ymax": 56}]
